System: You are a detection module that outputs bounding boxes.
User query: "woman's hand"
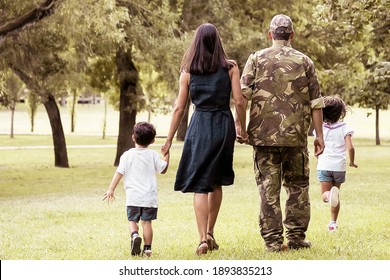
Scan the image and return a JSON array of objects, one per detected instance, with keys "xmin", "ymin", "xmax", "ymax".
[{"xmin": 235, "ymin": 125, "xmax": 248, "ymax": 144}]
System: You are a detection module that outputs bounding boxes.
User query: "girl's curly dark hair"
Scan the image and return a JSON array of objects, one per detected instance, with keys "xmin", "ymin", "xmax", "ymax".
[{"xmin": 322, "ymin": 95, "xmax": 348, "ymax": 124}]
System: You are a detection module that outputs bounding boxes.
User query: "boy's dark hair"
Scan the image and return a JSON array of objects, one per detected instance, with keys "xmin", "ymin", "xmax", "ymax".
[
  {"xmin": 322, "ymin": 95, "xmax": 347, "ymax": 124},
  {"xmin": 132, "ymin": 122, "xmax": 156, "ymax": 146}
]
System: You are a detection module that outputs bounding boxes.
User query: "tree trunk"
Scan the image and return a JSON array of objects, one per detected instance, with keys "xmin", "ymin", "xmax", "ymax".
[
  {"xmin": 10, "ymin": 65, "xmax": 69, "ymax": 167},
  {"xmin": 10, "ymin": 101, "xmax": 15, "ymax": 138},
  {"xmin": 114, "ymin": 48, "xmax": 138, "ymax": 166},
  {"xmin": 102, "ymin": 95, "xmax": 107, "ymax": 140},
  {"xmin": 176, "ymin": 97, "xmax": 190, "ymax": 141},
  {"xmin": 70, "ymin": 89, "xmax": 77, "ymax": 133},
  {"xmin": 30, "ymin": 110, "xmax": 35, "ymax": 132},
  {"xmin": 43, "ymin": 94, "xmax": 69, "ymax": 167},
  {"xmin": 375, "ymin": 105, "xmax": 380, "ymax": 145}
]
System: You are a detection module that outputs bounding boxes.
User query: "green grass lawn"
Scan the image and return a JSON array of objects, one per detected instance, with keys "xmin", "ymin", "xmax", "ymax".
[{"xmin": 0, "ymin": 136, "xmax": 389, "ymax": 260}]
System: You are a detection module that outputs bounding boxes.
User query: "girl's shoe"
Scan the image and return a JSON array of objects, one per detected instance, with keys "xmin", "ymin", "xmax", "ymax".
[
  {"xmin": 207, "ymin": 232, "xmax": 219, "ymax": 251},
  {"xmin": 328, "ymin": 222, "xmax": 338, "ymax": 232},
  {"xmin": 196, "ymin": 241, "xmax": 208, "ymax": 255}
]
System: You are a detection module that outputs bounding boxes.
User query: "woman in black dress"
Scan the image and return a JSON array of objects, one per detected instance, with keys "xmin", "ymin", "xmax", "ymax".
[{"xmin": 161, "ymin": 23, "xmax": 247, "ymax": 255}]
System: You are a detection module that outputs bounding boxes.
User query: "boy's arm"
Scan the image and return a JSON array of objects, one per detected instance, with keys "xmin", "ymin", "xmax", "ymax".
[
  {"xmin": 161, "ymin": 152, "xmax": 170, "ymax": 174},
  {"xmin": 345, "ymin": 134, "xmax": 358, "ymax": 168},
  {"xmin": 103, "ymin": 172, "xmax": 123, "ymax": 201}
]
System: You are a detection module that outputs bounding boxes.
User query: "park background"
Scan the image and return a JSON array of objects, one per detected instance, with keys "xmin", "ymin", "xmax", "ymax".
[
  {"xmin": 0, "ymin": 0, "xmax": 389, "ymax": 262},
  {"xmin": 1, "ymin": 102, "xmax": 389, "ymax": 261},
  {"xmin": 1, "ymin": 102, "xmax": 390, "ymax": 140}
]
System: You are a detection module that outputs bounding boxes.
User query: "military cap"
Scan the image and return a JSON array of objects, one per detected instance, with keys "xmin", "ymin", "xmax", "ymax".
[{"xmin": 270, "ymin": 14, "xmax": 294, "ymax": 34}]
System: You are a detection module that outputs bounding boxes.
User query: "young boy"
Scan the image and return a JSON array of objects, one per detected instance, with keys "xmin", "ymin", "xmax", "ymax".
[
  {"xmin": 316, "ymin": 95, "xmax": 358, "ymax": 232},
  {"xmin": 103, "ymin": 122, "xmax": 169, "ymax": 257}
]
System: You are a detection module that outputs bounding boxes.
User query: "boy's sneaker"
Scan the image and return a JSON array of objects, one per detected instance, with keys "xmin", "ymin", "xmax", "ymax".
[
  {"xmin": 131, "ymin": 233, "xmax": 142, "ymax": 256},
  {"xmin": 328, "ymin": 187, "xmax": 339, "ymax": 207},
  {"xmin": 328, "ymin": 222, "xmax": 338, "ymax": 232},
  {"xmin": 142, "ymin": 249, "xmax": 152, "ymax": 257}
]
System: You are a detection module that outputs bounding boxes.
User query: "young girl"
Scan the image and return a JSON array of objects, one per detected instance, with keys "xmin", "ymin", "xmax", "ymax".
[{"xmin": 316, "ymin": 95, "xmax": 358, "ymax": 232}]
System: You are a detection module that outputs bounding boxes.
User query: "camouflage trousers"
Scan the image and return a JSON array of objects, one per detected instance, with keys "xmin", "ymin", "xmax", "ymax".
[{"xmin": 253, "ymin": 146, "xmax": 311, "ymax": 251}]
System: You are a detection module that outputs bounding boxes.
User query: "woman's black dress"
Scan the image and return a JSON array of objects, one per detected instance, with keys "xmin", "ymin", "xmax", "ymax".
[{"xmin": 174, "ymin": 67, "xmax": 236, "ymax": 193}]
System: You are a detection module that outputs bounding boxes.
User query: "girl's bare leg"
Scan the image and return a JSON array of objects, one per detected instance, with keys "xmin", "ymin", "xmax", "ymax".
[{"xmin": 321, "ymin": 181, "xmax": 341, "ymax": 225}]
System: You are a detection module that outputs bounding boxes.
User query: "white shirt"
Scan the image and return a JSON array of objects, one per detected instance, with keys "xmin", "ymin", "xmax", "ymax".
[
  {"xmin": 316, "ymin": 122, "xmax": 354, "ymax": 171},
  {"xmin": 116, "ymin": 148, "xmax": 167, "ymax": 208}
]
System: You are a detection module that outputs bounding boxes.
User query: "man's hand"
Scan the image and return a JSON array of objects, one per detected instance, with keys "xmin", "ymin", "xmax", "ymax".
[{"xmin": 313, "ymin": 137, "xmax": 325, "ymax": 157}]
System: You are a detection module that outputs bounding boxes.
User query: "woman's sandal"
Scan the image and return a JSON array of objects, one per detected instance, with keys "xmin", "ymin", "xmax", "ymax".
[
  {"xmin": 196, "ymin": 240, "xmax": 208, "ymax": 255},
  {"xmin": 207, "ymin": 232, "xmax": 219, "ymax": 251}
]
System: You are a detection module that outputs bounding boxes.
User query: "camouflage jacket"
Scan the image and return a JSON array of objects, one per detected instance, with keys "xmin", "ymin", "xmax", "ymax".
[{"xmin": 241, "ymin": 40, "xmax": 324, "ymax": 147}]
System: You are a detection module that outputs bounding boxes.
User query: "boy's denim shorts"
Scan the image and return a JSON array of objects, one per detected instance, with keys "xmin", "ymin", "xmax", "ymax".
[
  {"xmin": 127, "ymin": 206, "xmax": 157, "ymax": 222},
  {"xmin": 317, "ymin": 170, "xmax": 346, "ymax": 183}
]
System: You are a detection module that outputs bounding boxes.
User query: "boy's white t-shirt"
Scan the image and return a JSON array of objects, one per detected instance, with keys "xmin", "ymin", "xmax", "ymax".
[
  {"xmin": 116, "ymin": 148, "xmax": 167, "ymax": 208},
  {"xmin": 316, "ymin": 122, "xmax": 354, "ymax": 172}
]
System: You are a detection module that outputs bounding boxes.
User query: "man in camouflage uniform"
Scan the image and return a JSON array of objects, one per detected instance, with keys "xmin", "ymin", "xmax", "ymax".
[{"xmin": 238, "ymin": 14, "xmax": 325, "ymax": 252}]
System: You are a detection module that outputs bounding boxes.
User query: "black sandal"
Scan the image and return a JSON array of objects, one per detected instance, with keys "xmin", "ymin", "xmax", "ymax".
[
  {"xmin": 196, "ymin": 240, "xmax": 208, "ymax": 255},
  {"xmin": 207, "ymin": 232, "xmax": 219, "ymax": 250}
]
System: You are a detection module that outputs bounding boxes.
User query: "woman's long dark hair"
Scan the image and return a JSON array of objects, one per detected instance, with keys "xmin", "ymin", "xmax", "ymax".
[{"xmin": 180, "ymin": 23, "xmax": 233, "ymax": 74}]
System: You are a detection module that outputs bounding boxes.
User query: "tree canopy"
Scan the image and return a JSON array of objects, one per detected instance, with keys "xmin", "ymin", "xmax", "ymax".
[{"xmin": 0, "ymin": 0, "xmax": 389, "ymax": 167}]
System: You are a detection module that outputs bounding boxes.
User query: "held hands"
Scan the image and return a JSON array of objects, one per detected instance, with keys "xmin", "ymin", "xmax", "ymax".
[
  {"xmin": 235, "ymin": 125, "xmax": 248, "ymax": 144},
  {"xmin": 161, "ymin": 139, "xmax": 172, "ymax": 156},
  {"xmin": 236, "ymin": 133, "xmax": 248, "ymax": 144}
]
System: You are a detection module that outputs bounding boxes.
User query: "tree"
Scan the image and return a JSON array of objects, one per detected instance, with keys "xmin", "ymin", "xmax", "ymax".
[
  {"xmin": 352, "ymin": 62, "xmax": 390, "ymax": 145},
  {"xmin": 112, "ymin": 0, "xmax": 185, "ymax": 165},
  {"xmin": 114, "ymin": 47, "xmax": 139, "ymax": 165},
  {"xmin": 314, "ymin": 0, "xmax": 390, "ymax": 144},
  {"xmin": 5, "ymin": 15, "xmax": 72, "ymax": 166},
  {"xmin": 0, "ymin": 70, "xmax": 23, "ymax": 138},
  {"xmin": 1, "ymin": 0, "xmax": 127, "ymax": 167},
  {"xmin": 87, "ymin": 57, "xmax": 119, "ymax": 139},
  {"xmin": 0, "ymin": 0, "xmax": 67, "ymax": 166},
  {"xmin": 25, "ymin": 89, "xmax": 38, "ymax": 132}
]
